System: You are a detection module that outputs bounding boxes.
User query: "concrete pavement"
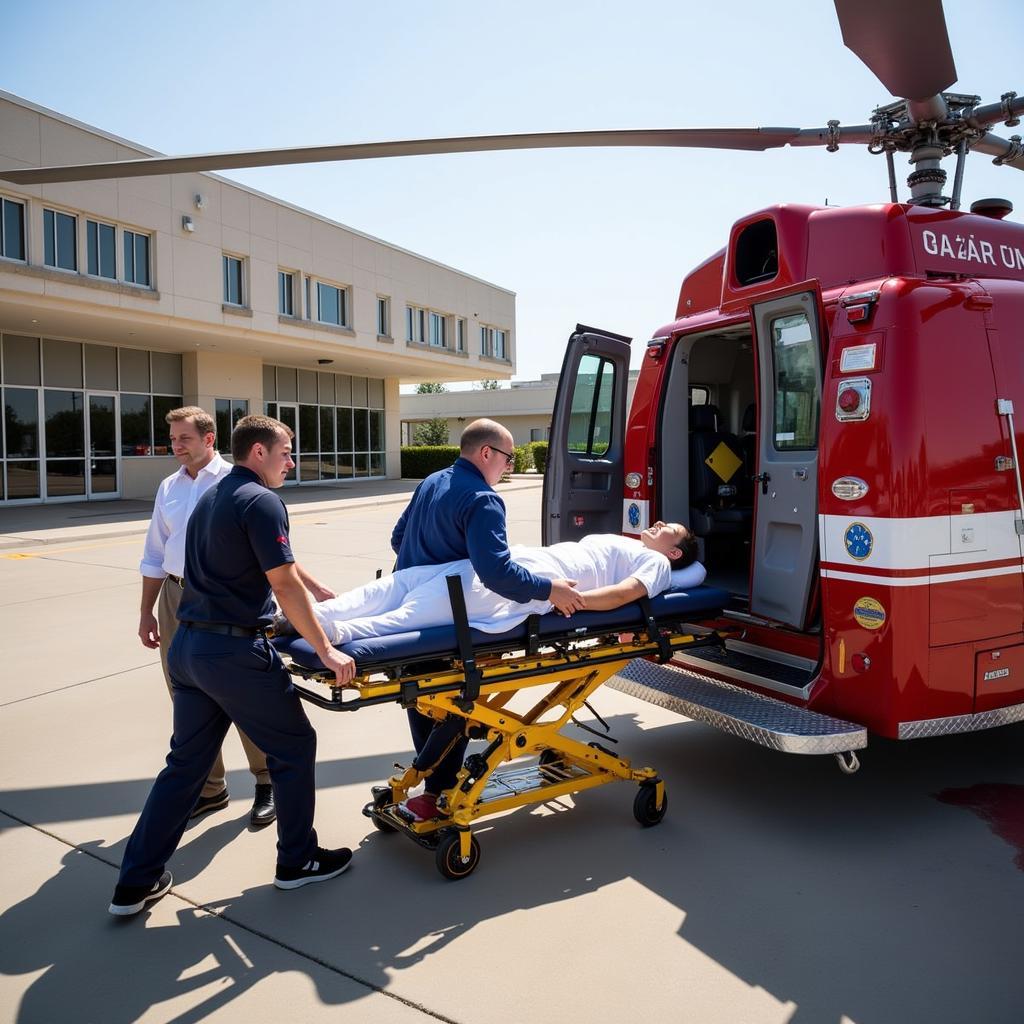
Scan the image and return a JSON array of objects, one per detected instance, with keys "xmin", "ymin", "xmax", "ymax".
[{"xmin": 1, "ymin": 478, "xmax": 1022, "ymax": 1023}]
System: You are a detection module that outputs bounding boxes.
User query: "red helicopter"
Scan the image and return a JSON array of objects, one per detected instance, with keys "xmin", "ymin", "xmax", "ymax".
[{"xmin": 8, "ymin": 0, "xmax": 1023, "ymax": 771}]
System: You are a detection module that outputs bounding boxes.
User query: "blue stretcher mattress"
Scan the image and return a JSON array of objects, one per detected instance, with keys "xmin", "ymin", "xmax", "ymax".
[{"xmin": 272, "ymin": 583, "xmax": 729, "ymax": 675}]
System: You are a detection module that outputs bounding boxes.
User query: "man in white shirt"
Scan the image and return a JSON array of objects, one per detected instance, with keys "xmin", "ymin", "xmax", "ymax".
[
  {"xmin": 284, "ymin": 521, "xmax": 699, "ymax": 645},
  {"xmin": 139, "ymin": 406, "xmax": 335, "ymax": 828}
]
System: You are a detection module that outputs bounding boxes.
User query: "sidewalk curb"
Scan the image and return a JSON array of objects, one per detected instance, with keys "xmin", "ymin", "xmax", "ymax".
[{"xmin": 0, "ymin": 478, "xmax": 543, "ymax": 552}]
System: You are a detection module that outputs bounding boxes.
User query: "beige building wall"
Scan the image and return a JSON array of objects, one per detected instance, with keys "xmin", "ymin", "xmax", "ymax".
[
  {"xmin": 400, "ymin": 372, "xmax": 639, "ymax": 448},
  {"xmin": 0, "ymin": 91, "xmax": 516, "ymax": 503}
]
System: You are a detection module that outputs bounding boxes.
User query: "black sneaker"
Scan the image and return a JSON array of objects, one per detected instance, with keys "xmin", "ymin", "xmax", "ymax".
[
  {"xmin": 108, "ymin": 870, "xmax": 173, "ymax": 917},
  {"xmin": 189, "ymin": 788, "xmax": 229, "ymax": 820},
  {"xmin": 274, "ymin": 847, "xmax": 352, "ymax": 890}
]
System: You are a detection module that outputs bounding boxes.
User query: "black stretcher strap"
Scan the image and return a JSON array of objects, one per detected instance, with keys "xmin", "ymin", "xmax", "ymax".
[
  {"xmin": 638, "ymin": 595, "xmax": 672, "ymax": 662},
  {"xmin": 446, "ymin": 574, "xmax": 482, "ymax": 704},
  {"xmin": 525, "ymin": 614, "xmax": 542, "ymax": 656}
]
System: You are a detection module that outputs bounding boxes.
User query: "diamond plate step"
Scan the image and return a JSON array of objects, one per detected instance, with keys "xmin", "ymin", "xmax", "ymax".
[{"xmin": 609, "ymin": 658, "xmax": 866, "ymax": 755}]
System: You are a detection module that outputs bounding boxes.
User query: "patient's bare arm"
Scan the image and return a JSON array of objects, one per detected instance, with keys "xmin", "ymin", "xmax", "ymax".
[{"xmin": 576, "ymin": 577, "xmax": 647, "ymax": 611}]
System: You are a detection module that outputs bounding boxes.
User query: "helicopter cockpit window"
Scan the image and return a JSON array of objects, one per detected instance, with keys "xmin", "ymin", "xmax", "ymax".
[
  {"xmin": 770, "ymin": 312, "xmax": 819, "ymax": 451},
  {"xmin": 567, "ymin": 354, "xmax": 614, "ymax": 457},
  {"xmin": 734, "ymin": 219, "xmax": 779, "ymax": 286}
]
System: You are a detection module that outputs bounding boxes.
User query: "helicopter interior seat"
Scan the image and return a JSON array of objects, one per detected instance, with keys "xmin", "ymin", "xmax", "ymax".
[{"xmin": 688, "ymin": 404, "xmax": 751, "ymax": 538}]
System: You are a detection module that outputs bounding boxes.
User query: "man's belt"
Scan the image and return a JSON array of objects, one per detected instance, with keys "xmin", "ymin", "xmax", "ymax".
[
  {"xmin": 182, "ymin": 621, "xmax": 267, "ymax": 638},
  {"xmin": 166, "ymin": 574, "xmax": 185, "ymax": 589}
]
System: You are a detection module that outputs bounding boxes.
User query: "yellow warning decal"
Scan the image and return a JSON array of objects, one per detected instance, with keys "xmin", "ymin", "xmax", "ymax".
[
  {"xmin": 853, "ymin": 596, "xmax": 886, "ymax": 630},
  {"xmin": 705, "ymin": 442, "xmax": 743, "ymax": 483}
]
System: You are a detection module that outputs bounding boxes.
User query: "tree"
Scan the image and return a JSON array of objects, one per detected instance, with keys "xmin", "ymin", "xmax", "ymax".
[
  {"xmin": 478, "ymin": 379, "xmax": 500, "ymax": 390},
  {"xmin": 415, "ymin": 381, "xmax": 448, "ymax": 394},
  {"xmin": 412, "ymin": 416, "xmax": 451, "ymax": 446}
]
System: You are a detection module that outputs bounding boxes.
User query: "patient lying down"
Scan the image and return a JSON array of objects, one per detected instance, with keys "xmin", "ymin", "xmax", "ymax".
[{"xmin": 277, "ymin": 522, "xmax": 704, "ymax": 646}]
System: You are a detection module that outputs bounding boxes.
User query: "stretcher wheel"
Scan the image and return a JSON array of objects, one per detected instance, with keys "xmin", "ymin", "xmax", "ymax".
[
  {"xmin": 435, "ymin": 830, "xmax": 481, "ymax": 880},
  {"xmin": 371, "ymin": 788, "xmax": 397, "ymax": 833},
  {"xmin": 633, "ymin": 783, "xmax": 668, "ymax": 827}
]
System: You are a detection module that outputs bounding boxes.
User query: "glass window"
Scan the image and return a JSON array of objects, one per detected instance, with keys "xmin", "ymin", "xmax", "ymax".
[
  {"xmin": 119, "ymin": 348, "xmax": 150, "ymax": 392},
  {"xmin": 370, "ymin": 452, "xmax": 385, "ymax": 477},
  {"xmin": 152, "ymin": 395, "xmax": 183, "ymax": 455},
  {"xmin": 299, "ymin": 404, "xmax": 318, "ymax": 454},
  {"xmin": 319, "ymin": 406, "xmax": 336, "ymax": 453},
  {"xmin": 151, "ymin": 352, "xmax": 183, "ymax": 395},
  {"xmin": 567, "ymin": 354, "xmax": 614, "ymax": 456},
  {"xmin": 336, "ymin": 407, "xmax": 353, "ymax": 451},
  {"xmin": 317, "ymin": 282, "xmax": 345, "ymax": 326},
  {"xmin": 480, "ymin": 326, "xmax": 492, "ymax": 356},
  {"xmin": 4, "ymin": 387, "xmax": 39, "ymax": 456},
  {"xmin": 299, "ymin": 455, "xmax": 319, "ymax": 481},
  {"xmin": 369, "ymin": 409, "xmax": 384, "ymax": 450},
  {"xmin": 368, "ymin": 378, "xmax": 384, "ymax": 408},
  {"xmin": 215, "ymin": 398, "xmax": 249, "ymax": 453},
  {"xmin": 429, "ymin": 311, "xmax": 446, "ymax": 347},
  {"xmin": 494, "ymin": 330, "xmax": 508, "ymax": 360},
  {"xmin": 336, "ymin": 374, "xmax": 352, "ymax": 406},
  {"xmin": 279, "ymin": 271, "xmax": 294, "ymax": 316},
  {"xmin": 263, "ymin": 364, "xmax": 276, "ymax": 400},
  {"xmin": 124, "ymin": 230, "xmax": 150, "ymax": 286},
  {"xmin": 87, "ymin": 220, "xmax": 116, "ymax": 279},
  {"xmin": 304, "ymin": 276, "xmax": 311, "ymax": 319},
  {"xmin": 337, "ymin": 451, "xmax": 354, "ymax": 478},
  {"xmin": 3, "ymin": 335, "xmax": 41, "ymax": 386},
  {"xmin": 6, "ymin": 461, "xmax": 39, "ymax": 500},
  {"xmin": 44, "ymin": 390, "xmax": 85, "ymax": 457},
  {"xmin": 351, "ymin": 376, "xmax": 368, "ymax": 408},
  {"xmin": 770, "ymin": 312, "xmax": 820, "ymax": 451},
  {"xmin": 457, "ymin": 318, "xmax": 466, "ymax": 352},
  {"xmin": 277, "ymin": 365, "xmax": 297, "ymax": 402},
  {"xmin": 43, "ymin": 339, "xmax": 83, "ymax": 388},
  {"xmin": 406, "ymin": 305, "xmax": 415, "ymax": 342},
  {"xmin": 377, "ymin": 296, "xmax": 390, "ymax": 336},
  {"xmin": 354, "ymin": 408, "xmax": 369, "ymax": 452},
  {"xmin": 46, "ymin": 459, "xmax": 85, "ymax": 497},
  {"xmin": 1, "ymin": 198, "xmax": 26, "ymax": 261},
  {"xmin": 318, "ymin": 371, "xmax": 335, "ymax": 405},
  {"xmin": 44, "ymin": 209, "xmax": 77, "ymax": 271},
  {"xmin": 120, "ymin": 394, "xmax": 152, "ymax": 455},
  {"xmin": 354, "ymin": 453, "xmax": 369, "ymax": 477},
  {"xmin": 223, "ymin": 255, "xmax": 244, "ymax": 305},
  {"xmin": 84, "ymin": 344, "xmax": 118, "ymax": 390}
]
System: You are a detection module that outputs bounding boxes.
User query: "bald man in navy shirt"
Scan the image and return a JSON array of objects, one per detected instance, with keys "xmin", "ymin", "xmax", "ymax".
[{"xmin": 392, "ymin": 418, "xmax": 584, "ymax": 820}]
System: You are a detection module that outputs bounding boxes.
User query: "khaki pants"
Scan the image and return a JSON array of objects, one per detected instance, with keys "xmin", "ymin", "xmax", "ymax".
[{"xmin": 158, "ymin": 579, "xmax": 271, "ymax": 796}]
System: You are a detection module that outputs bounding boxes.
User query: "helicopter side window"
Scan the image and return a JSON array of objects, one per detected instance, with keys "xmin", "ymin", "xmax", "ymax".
[
  {"xmin": 567, "ymin": 354, "xmax": 615, "ymax": 456},
  {"xmin": 770, "ymin": 312, "xmax": 819, "ymax": 451},
  {"xmin": 734, "ymin": 219, "xmax": 779, "ymax": 286}
]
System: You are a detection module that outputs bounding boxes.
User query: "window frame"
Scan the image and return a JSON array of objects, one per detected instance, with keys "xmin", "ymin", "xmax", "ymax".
[
  {"xmin": 0, "ymin": 196, "xmax": 27, "ymax": 262},
  {"xmin": 315, "ymin": 279, "xmax": 349, "ymax": 327},
  {"xmin": 377, "ymin": 295, "xmax": 391, "ymax": 337},
  {"xmin": 222, "ymin": 253, "xmax": 246, "ymax": 307},
  {"xmin": 43, "ymin": 207, "xmax": 78, "ymax": 272},
  {"xmin": 123, "ymin": 229, "xmax": 151, "ymax": 287},
  {"xmin": 86, "ymin": 219, "xmax": 117, "ymax": 280},
  {"xmin": 278, "ymin": 269, "xmax": 295, "ymax": 317}
]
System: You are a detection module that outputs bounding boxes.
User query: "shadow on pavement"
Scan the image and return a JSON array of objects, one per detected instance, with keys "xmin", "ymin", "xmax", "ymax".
[{"xmin": 3, "ymin": 716, "xmax": 1023, "ymax": 1023}]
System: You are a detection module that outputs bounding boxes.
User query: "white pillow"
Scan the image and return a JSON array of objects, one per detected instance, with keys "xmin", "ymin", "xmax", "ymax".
[{"xmin": 670, "ymin": 561, "xmax": 707, "ymax": 590}]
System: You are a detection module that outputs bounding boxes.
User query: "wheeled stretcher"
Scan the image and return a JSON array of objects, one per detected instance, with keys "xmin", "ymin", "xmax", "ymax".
[{"xmin": 273, "ymin": 577, "xmax": 730, "ymax": 879}]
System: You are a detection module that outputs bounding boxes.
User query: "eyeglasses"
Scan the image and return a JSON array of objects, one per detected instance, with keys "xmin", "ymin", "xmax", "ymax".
[{"xmin": 487, "ymin": 444, "xmax": 515, "ymax": 467}]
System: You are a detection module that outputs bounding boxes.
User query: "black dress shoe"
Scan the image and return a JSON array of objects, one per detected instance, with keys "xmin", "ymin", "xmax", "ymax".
[
  {"xmin": 189, "ymin": 788, "xmax": 229, "ymax": 819},
  {"xmin": 250, "ymin": 784, "xmax": 276, "ymax": 828}
]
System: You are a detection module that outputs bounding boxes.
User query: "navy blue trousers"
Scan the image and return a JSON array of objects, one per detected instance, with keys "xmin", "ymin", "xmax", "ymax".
[
  {"xmin": 118, "ymin": 626, "xmax": 318, "ymax": 889},
  {"xmin": 407, "ymin": 708, "xmax": 469, "ymax": 796}
]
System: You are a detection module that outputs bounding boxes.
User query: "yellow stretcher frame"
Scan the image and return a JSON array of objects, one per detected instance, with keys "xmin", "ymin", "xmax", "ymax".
[{"xmin": 285, "ymin": 624, "xmax": 727, "ymax": 879}]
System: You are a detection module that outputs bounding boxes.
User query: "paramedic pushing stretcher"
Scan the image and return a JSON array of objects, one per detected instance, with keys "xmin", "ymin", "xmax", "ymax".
[
  {"xmin": 109, "ymin": 415, "xmax": 356, "ymax": 917},
  {"xmin": 391, "ymin": 419, "xmax": 585, "ymax": 822}
]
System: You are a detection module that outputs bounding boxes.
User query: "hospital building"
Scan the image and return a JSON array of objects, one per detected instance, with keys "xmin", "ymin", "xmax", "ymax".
[{"xmin": 0, "ymin": 91, "xmax": 516, "ymax": 505}]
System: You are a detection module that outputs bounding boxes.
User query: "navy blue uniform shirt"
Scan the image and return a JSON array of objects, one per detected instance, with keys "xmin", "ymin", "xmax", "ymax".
[
  {"xmin": 178, "ymin": 465, "xmax": 295, "ymax": 627},
  {"xmin": 391, "ymin": 457, "xmax": 551, "ymax": 603}
]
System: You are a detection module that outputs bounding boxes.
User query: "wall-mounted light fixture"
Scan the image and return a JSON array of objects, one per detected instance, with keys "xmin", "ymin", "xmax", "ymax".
[
  {"xmin": 194, "ymin": 193, "xmax": 206, "ymax": 210},
  {"xmin": 182, "ymin": 215, "xmax": 195, "ymax": 232},
  {"xmin": 317, "ymin": 358, "xmax": 334, "ymax": 365}
]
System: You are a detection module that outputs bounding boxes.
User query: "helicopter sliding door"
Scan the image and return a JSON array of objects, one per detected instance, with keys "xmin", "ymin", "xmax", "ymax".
[
  {"xmin": 542, "ymin": 325, "xmax": 630, "ymax": 544},
  {"xmin": 749, "ymin": 288, "xmax": 825, "ymax": 628}
]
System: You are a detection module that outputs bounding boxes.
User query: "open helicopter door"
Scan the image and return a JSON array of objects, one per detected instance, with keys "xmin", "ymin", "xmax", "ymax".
[
  {"xmin": 749, "ymin": 288, "xmax": 826, "ymax": 628},
  {"xmin": 542, "ymin": 325, "xmax": 631, "ymax": 544}
]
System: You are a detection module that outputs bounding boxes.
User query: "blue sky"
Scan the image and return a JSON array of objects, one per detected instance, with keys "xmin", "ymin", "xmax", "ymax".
[{"xmin": 4, "ymin": 0, "xmax": 1023, "ymax": 382}]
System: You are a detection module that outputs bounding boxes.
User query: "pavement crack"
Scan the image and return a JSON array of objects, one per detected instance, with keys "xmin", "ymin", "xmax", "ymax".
[
  {"xmin": 0, "ymin": 661, "xmax": 159, "ymax": 707},
  {"xmin": 0, "ymin": 810, "xmax": 465, "ymax": 1024}
]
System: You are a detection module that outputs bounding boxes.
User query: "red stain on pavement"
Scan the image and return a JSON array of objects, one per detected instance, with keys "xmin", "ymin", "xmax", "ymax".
[{"xmin": 936, "ymin": 784, "xmax": 1024, "ymax": 871}]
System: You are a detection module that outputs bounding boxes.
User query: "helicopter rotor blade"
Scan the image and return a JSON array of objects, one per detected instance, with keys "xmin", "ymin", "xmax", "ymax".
[
  {"xmin": 970, "ymin": 133, "xmax": 1024, "ymax": 171},
  {"xmin": 834, "ymin": 0, "xmax": 957, "ymax": 101},
  {"xmin": 0, "ymin": 127, "xmax": 809, "ymax": 185},
  {"xmin": 965, "ymin": 94, "xmax": 1024, "ymax": 132}
]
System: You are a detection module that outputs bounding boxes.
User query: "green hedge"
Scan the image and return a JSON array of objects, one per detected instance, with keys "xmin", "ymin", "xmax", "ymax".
[
  {"xmin": 512, "ymin": 444, "xmax": 533, "ymax": 474},
  {"xmin": 529, "ymin": 441, "xmax": 548, "ymax": 474},
  {"xmin": 400, "ymin": 445, "xmax": 459, "ymax": 478}
]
